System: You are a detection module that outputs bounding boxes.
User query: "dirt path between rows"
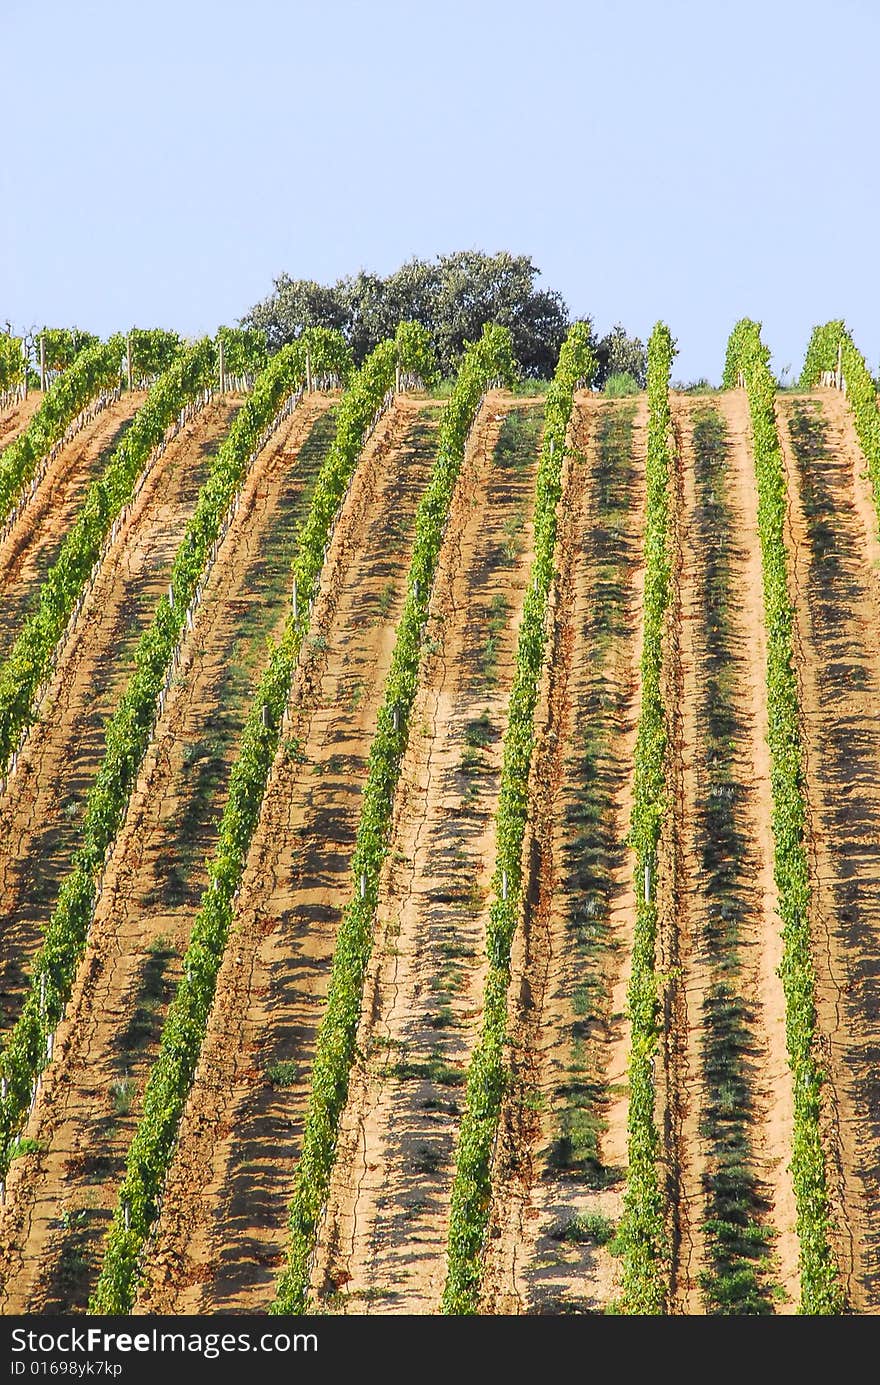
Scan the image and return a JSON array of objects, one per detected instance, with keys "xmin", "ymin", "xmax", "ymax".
[
  {"xmin": 480, "ymin": 396, "xmax": 645, "ymax": 1314},
  {"xmin": 311, "ymin": 394, "xmax": 542, "ymax": 1314},
  {"xmin": 0, "ymin": 398, "xmax": 240, "ymax": 1046},
  {"xmin": 136, "ymin": 398, "xmax": 440, "ymax": 1314},
  {"xmin": 665, "ymin": 394, "xmax": 796, "ymax": 1314},
  {"xmin": 0, "ymin": 394, "xmax": 43, "ymax": 451},
  {"xmin": 0, "ymin": 394, "xmax": 146, "ymax": 661},
  {"xmin": 777, "ymin": 390, "xmax": 880, "ymax": 1312},
  {"xmin": 0, "ymin": 395, "xmax": 338, "ymax": 1313}
]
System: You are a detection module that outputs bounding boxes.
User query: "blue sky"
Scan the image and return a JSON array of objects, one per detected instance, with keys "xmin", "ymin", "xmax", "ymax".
[{"xmin": 2, "ymin": 0, "xmax": 876, "ymax": 382}]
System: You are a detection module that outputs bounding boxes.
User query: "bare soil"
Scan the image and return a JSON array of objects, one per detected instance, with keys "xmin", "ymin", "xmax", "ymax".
[
  {"xmin": 663, "ymin": 394, "xmax": 797, "ymax": 1314},
  {"xmin": 0, "ymin": 393, "xmax": 43, "ymax": 451},
  {"xmin": 777, "ymin": 391, "xmax": 880, "ymax": 1312},
  {"xmin": 0, "ymin": 395, "xmax": 146, "ymax": 660},
  {"xmin": 0, "ymin": 395, "xmax": 337, "ymax": 1312},
  {"xmin": 0, "ymin": 398, "xmax": 240, "ymax": 1046},
  {"xmin": 480, "ymin": 396, "xmax": 646, "ymax": 1315},
  {"xmin": 311, "ymin": 394, "xmax": 542, "ymax": 1314},
  {"xmin": 135, "ymin": 399, "xmax": 440, "ymax": 1314}
]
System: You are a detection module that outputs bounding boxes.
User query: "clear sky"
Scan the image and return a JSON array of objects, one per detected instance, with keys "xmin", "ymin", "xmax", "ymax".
[{"xmin": 2, "ymin": 0, "xmax": 877, "ymax": 382}]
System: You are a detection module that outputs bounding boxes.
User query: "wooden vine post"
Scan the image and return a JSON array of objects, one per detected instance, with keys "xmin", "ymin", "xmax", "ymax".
[
  {"xmin": 127, "ymin": 333, "xmax": 134, "ymax": 391},
  {"xmin": 305, "ymin": 350, "xmax": 312, "ymax": 393},
  {"xmin": 21, "ymin": 341, "xmax": 28, "ymax": 399},
  {"xmin": 218, "ymin": 337, "xmax": 226, "ymax": 394},
  {"xmin": 39, "ymin": 334, "xmax": 46, "ymax": 392}
]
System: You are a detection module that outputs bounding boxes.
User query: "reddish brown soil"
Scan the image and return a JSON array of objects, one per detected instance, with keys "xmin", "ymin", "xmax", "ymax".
[
  {"xmin": 135, "ymin": 399, "xmax": 440, "ymax": 1314},
  {"xmin": 663, "ymin": 394, "xmax": 797, "ymax": 1314},
  {"xmin": 0, "ymin": 393, "xmax": 43, "ymax": 451},
  {"xmin": 480, "ymin": 396, "xmax": 646, "ymax": 1315},
  {"xmin": 0, "ymin": 394, "xmax": 146, "ymax": 660},
  {"xmin": 777, "ymin": 391, "xmax": 880, "ymax": 1312},
  {"xmin": 0, "ymin": 398, "xmax": 240, "ymax": 1047},
  {"xmin": 310, "ymin": 394, "xmax": 542, "ymax": 1314},
  {"xmin": 0, "ymin": 395, "xmax": 339, "ymax": 1312}
]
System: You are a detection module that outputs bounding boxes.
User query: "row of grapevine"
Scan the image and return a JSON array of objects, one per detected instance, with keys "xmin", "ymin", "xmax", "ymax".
[
  {"xmin": 0, "ymin": 329, "xmax": 352, "ymax": 1198},
  {"xmin": 36, "ymin": 329, "xmax": 100, "ymax": 381},
  {"xmin": 441, "ymin": 322, "xmax": 597, "ymax": 1315},
  {"xmin": 89, "ymin": 322, "xmax": 436, "ymax": 1314},
  {"xmin": 0, "ymin": 337, "xmax": 127, "ymax": 528},
  {"xmin": 269, "ymin": 322, "xmax": 516, "ymax": 1315},
  {"xmin": 0, "ymin": 333, "xmax": 26, "ymax": 410},
  {"xmin": 216, "ymin": 325, "xmax": 268, "ymax": 392},
  {"xmin": 799, "ymin": 320, "xmax": 880, "ymax": 533},
  {"xmin": 613, "ymin": 322, "xmax": 676, "ymax": 1314},
  {"xmin": 0, "ymin": 340, "xmax": 223, "ymax": 781},
  {"xmin": 125, "ymin": 329, "xmax": 182, "ymax": 388},
  {"xmin": 724, "ymin": 318, "xmax": 842, "ymax": 1313},
  {"xmin": 0, "ymin": 326, "xmax": 207, "ymax": 513}
]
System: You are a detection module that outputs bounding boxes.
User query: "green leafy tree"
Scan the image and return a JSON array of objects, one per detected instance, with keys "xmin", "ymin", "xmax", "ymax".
[
  {"xmin": 243, "ymin": 277, "xmax": 349, "ymax": 353},
  {"xmin": 243, "ymin": 251, "xmax": 573, "ymax": 379},
  {"xmin": 595, "ymin": 323, "xmax": 647, "ymax": 387}
]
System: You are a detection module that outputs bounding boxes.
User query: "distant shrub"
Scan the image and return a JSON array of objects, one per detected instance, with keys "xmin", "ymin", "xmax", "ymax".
[{"xmin": 605, "ymin": 371, "xmax": 641, "ymax": 397}]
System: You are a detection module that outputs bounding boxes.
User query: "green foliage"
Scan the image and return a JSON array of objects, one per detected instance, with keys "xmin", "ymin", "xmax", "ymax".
[
  {"xmin": 724, "ymin": 318, "xmax": 843, "ymax": 1314},
  {"xmin": 244, "ymin": 251, "xmax": 573, "ymax": 378},
  {"xmin": 690, "ymin": 405, "xmax": 779, "ymax": 1313},
  {"xmin": 550, "ymin": 1212, "xmax": 616, "ymax": 1245},
  {"xmin": 799, "ymin": 320, "xmax": 880, "ymax": 537},
  {"xmin": 0, "ymin": 340, "xmax": 214, "ymax": 777},
  {"xmin": 0, "ymin": 332, "xmax": 25, "ymax": 392},
  {"xmin": 0, "ymin": 337, "xmax": 126, "ymax": 525},
  {"xmin": 441, "ymin": 322, "xmax": 598, "ymax": 1315},
  {"xmin": 216, "ymin": 325, "xmax": 268, "ymax": 379},
  {"xmin": 39, "ymin": 328, "xmax": 100, "ymax": 373},
  {"xmin": 595, "ymin": 324, "xmax": 648, "ymax": 388},
  {"xmin": 269, "ymin": 323, "xmax": 516, "ymax": 1316},
  {"xmin": 608, "ymin": 323, "xmax": 676, "ymax": 1315},
  {"xmin": 89, "ymin": 324, "xmax": 425, "ymax": 1315},
  {"xmin": 604, "ymin": 371, "xmax": 641, "ymax": 397},
  {"xmin": 0, "ymin": 335, "xmax": 352, "ymax": 1204},
  {"xmin": 128, "ymin": 329, "xmax": 181, "ymax": 382}
]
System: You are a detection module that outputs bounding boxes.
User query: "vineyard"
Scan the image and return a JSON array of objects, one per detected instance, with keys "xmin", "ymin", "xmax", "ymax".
[{"xmin": 0, "ymin": 315, "xmax": 878, "ymax": 1316}]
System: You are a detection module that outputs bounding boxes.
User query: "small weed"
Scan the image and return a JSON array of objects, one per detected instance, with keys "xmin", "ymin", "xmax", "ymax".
[
  {"xmin": 393, "ymin": 1052, "xmax": 465, "ymax": 1087},
  {"xmin": 521, "ymin": 1086, "xmax": 545, "ymax": 1114},
  {"xmin": 550, "ymin": 1212, "xmax": 616, "ymax": 1245},
  {"xmin": 57, "ymin": 1208, "xmax": 87, "ymax": 1232},
  {"xmin": 459, "ymin": 746, "xmax": 484, "ymax": 776},
  {"xmin": 9, "ymin": 1138, "xmax": 45, "ymax": 1161},
  {"xmin": 181, "ymin": 740, "xmax": 211, "ymax": 769},
  {"xmin": 464, "ymin": 711, "xmax": 493, "ymax": 749},
  {"xmin": 377, "ymin": 581, "xmax": 396, "ymax": 619},
  {"xmin": 283, "ymin": 735, "xmax": 308, "ymax": 764},
  {"xmin": 110, "ymin": 1078, "xmax": 136, "ymax": 1116},
  {"xmin": 266, "ymin": 1060, "xmax": 299, "ymax": 1087},
  {"xmin": 502, "ymin": 515, "xmax": 521, "ymax": 562},
  {"xmin": 427, "ymin": 1005, "xmax": 456, "ymax": 1030},
  {"xmin": 411, "ymin": 1142, "xmax": 445, "ymax": 1175}
]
